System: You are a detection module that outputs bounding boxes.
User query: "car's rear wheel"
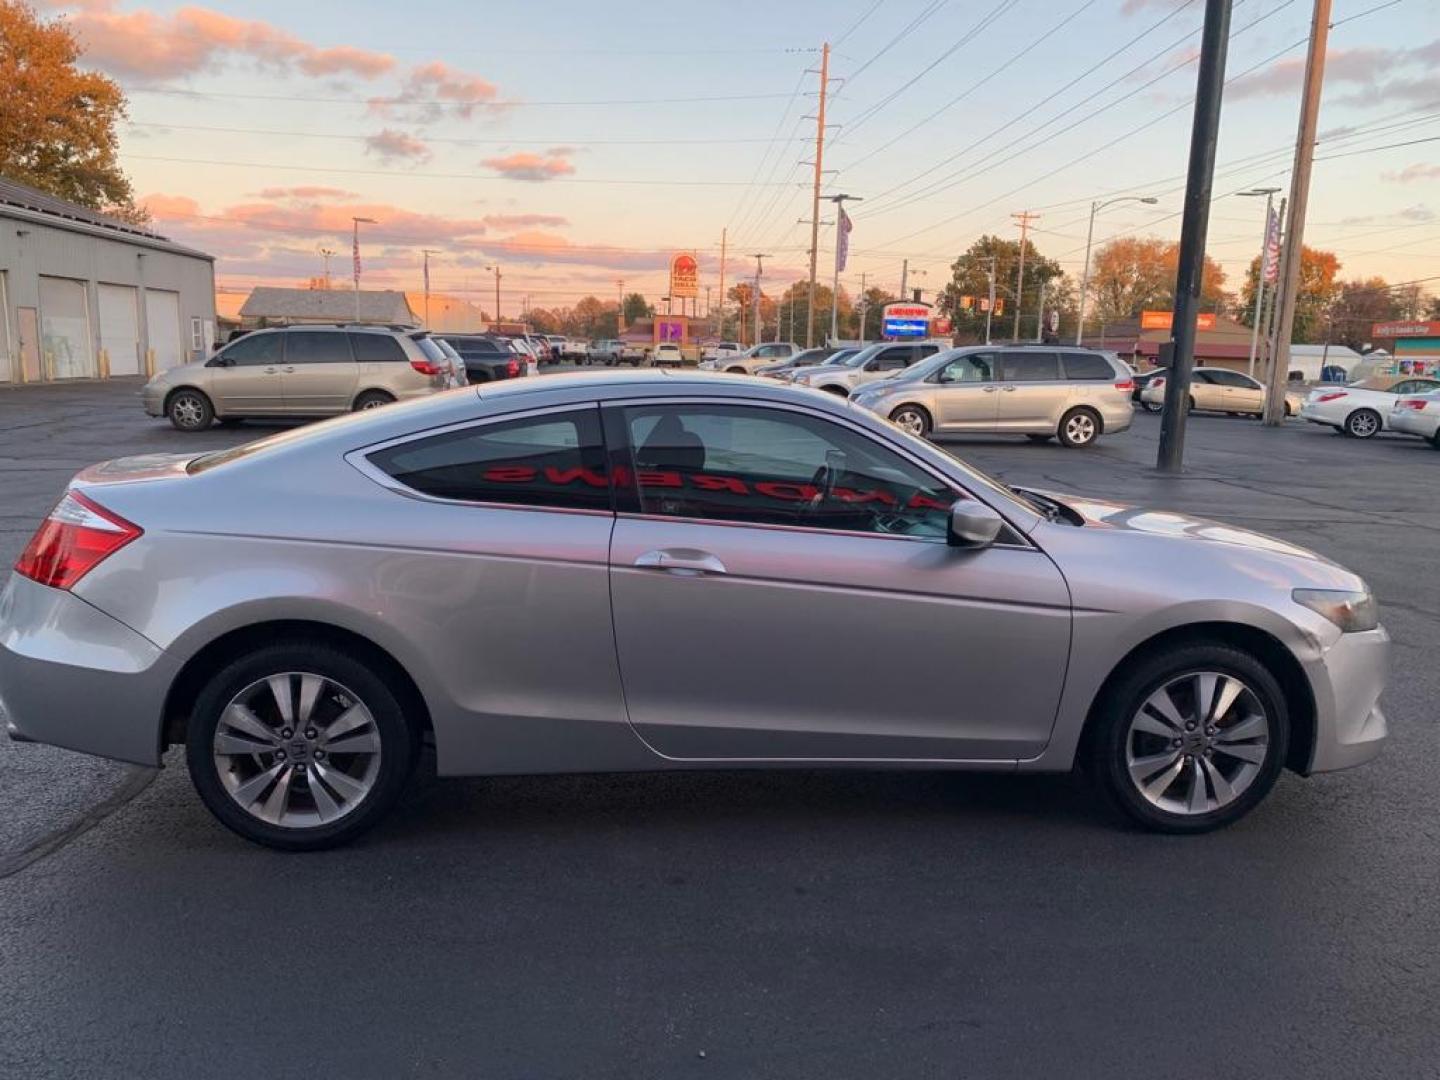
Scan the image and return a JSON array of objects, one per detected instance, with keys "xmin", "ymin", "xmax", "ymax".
[
  {"xmin": 1087, "ymin": 643, "xmax": 1288, "ymax": 833},
  {"xmin": 187, "ymin": 642, "xmax": 418, "ymax": 850},
  {"xmin": 889, "ymin": 405, "xmax": 931, "ymax": 437},
  {"xmin": 166, "ymin": 388, "xmax": 214, "ymax": 432},
  {"xmin": 1057, "ymin": 406, "xmax": 1101, "ymax": 448},
  {"xmin": 1344, "ymin": 408, "xmax": 1381, "ymax": 438},
  {"xmin": 353, "ymin": 390, "xmax": 394, "ymax": 411},
  {"xmin": 726, "ymin": 366, "xmax": 746, "ymax": 375}
]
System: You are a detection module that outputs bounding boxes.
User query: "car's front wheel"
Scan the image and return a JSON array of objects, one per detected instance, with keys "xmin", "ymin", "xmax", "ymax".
[
  {"xmin": 166, "ymin": 388, "xmax": 214, "ymax": 431},
  {"xmin": 1087, "ymin": 642, "xmax": 1288, "ymax": 833},
  {"xmin": 186, "ymin": 641, "xmax": 419, "ymax": 850},
  {"xmin": 889, "ymin": 405, "xmax": 931, "ymax": 437},
  {"xmin": 353, "ymin": 390, "xmax": 395, "ymax": 411},
  {"xmin": 1344, "ymin": 408, "xmax": 1381, "ymax": 438}
]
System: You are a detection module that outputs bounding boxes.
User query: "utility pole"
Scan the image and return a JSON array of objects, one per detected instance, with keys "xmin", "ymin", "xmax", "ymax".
[
  {"xmin": 318, "ymin": 247, "xmax": 335, "ymax": 289},
  {"xmin": 858, "ymin": 271, "xmax": 868, "ymax": 346},
  {"xmin": 1035, "ymin": 280, "xmax": 1046, "ymax": 342},
  {"xmin": 1265, "ymin": 0, "xmax": 1331, "ymax": 426},
  {"xmin": 1261, "ymin": 196, "xmax": 1286, "ymax": 378},
  {"xmin": 749, "ymin": 254, "xmax": 768, "ymax": 347},
  {"xmin": 421, "ymin": 248, "xmax": 439, "ymax": 329},
  {"xmin": 1157, "ymin": 0, "xmax": 1233, "ymax": 472},
  {"xmin": 985, "ymin": 256, "xmax": 996, "ymax": 344},
  {"xmin": 484, "ymin": 264, "xmax": 502, "ymax": 323},
  {"xmin": 705, "ymin": 285, "xmax": 712, "ymax": 320},
  {"xmin": 805, "ymin": 42, "xmax": 830, "ymax": 349},
  {"xmin": 717, "ymin": 227, "xmax": 727, "ymax": 341},
  {"xmin": 899, "ymin": 259, "xmax": 908, "ymax": 301},
  {"xmin": 1239, "ymin": 188, "xmax": 1281, "ymax": 378},
  {"xmin": 1076, "ymin": 197, "xmax": 1158, "ymax": 344},
  {"xmin": 616, "ymin": 278, "xmax": 625, "ymax": 333},
  {"xmin": 828, "ymin": 193, "xmax": 860, "ymax": 346},
  {"xmin": 1011, "ymin": 211, "xmax": 1038, "ymax": 341}
]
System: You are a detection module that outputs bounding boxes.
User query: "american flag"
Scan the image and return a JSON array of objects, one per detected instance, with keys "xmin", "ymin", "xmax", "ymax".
[
  {"xmin": 353, "ymin": 232, "xmax": 362, "ymax": 281},
  {"xmin": 835, "ymin": 206, "xmax": 853, "ymax": 273},
  {"xmin": 1262, "ymin": 206, "xmax": 1281, "ymax": 284}
]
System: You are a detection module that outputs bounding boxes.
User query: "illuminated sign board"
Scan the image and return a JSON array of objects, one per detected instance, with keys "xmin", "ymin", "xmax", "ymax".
[
  {"xmin": 669, "ymin": 253, "xmax": 699, "ymax": 299},
  {"xmin": 882, "ymin": 302, "xmax": 931, "ymax": 338},
  {"xmin": 1140, "ymin": 311, "xmax": 1217, "ymax": 331}
]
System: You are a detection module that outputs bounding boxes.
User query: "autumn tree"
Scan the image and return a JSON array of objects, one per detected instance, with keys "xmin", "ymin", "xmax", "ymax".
[
  {"xmin": 621, "ymin": 292, "xmax": 652, "ymax": 325},
  {"xmin": 1238, "ymin": 246, "xmax": 1339, "ymax": 343},
  {"xmin": 569, "ymin": 295, "xmax": 617, "ymax": 338},
  {"xmin": 1082, "ymin": 237, "xmax": 1226, "ymax": 324},
  {"xmin": 855, "ymin": 286, "xmax": 897, "ymax": 339},
  {"xmin": 1326, "ymin": 278, "xmax": 1400, "ymax": 350},
  {"xmin": 777, "ymin": 281, "xmax": 850, "ymax": 344},
  {"xmin": 937, "ymin": 234, "xmax": 1064, "ymax": 342},
  {"xmin": 0, "ymin": 0, "xmax": 145, "ymax": 220}
]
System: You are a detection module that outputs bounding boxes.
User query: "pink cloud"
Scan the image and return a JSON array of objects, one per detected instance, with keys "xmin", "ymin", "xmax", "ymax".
[
  {"xmin": 1384, "ymin": 164, "xmax": 1440, "ymax": 184},
  {"xmin": 482, "ymin": 212, "xmax": 570, "ymax": 229},
  {"xmin": 364, "ymin": 129, "xmax": 431, "ymax": 163},
  {"xmin": 252, "ymin": 186, "xmax": 361, "ymax": 200},
  {"xmin": 41, "ymin": 1, "xmax": 397, "ymax": 82},
  {"xmin": 481, "ymin": 151, "xmax": 576, "ymax": 182},
  {"xmin": 1229, "ymin": 42, "xmax": 1436, "ymax": 101}
]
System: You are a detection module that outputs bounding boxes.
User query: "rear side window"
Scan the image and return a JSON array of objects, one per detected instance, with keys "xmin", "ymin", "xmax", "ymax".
[
  {"xmin": 350, "ymin": 333, "xmax": 407, "ymax": 363},
  {"xmin": 219, "ymin": 333, "xmax": 282, "ymax": 366},
  {"xmin": 367, "ymin": 409, "xmax": 610, "ymax": 510},
  {"xmin": 414, "ymin": 337, "xmax": 448, "ymax": 364},
  {"xmin": 285, "ymin": 331, "xmax": 353, "ymax": 365},
  {"xmin": 1000, "ymin": 351, "xmax": 1060, "ymax": 382},
  {"xmin": 1061, "ymin": 352, "xmax": 1114, "ymax": 380}
]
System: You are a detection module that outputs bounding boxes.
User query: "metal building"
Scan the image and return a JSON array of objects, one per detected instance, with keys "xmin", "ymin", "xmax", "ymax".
[{"xmin": 0, "ymin": 177, "xmax": 216, "ymax": 385}]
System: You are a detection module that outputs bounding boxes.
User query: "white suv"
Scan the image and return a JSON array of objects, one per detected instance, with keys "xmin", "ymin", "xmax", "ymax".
[{"xmin": 789, "ymin": 341, "xmax": 943, "ymax": 397}]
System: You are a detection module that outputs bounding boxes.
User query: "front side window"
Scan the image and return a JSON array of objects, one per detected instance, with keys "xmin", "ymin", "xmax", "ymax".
[
  {"xmin": 935, "ymin": 353, "xmax": 995, "ymax": 384},
  {"xmin": 367, "ymin": 409, "xmax": 610, "ymax": 510},
  {"xmin": 219, "ymin": 332, "xmax": 282, "ymax": 367},
  {"xmin": 999, "ymin": 351, "xmax": 1060, "ymax": 382},
  {"xmin": 870, "ymin": 347, "xmax": 912, "ymax": 372},
  {"xmin": 619, "ymin": 404, "xmax": 957, "ymax": 539},
  {"xmin": 1205, "ymin": 369, "xmax": 1254, "ymax": 388},
  {"xmin": 350, "ymin": 333, "xmax": 407, "ymax": 363},
  {"xmin": 285, "ymin": 330, "xmax": 353, "ymax": 365}
]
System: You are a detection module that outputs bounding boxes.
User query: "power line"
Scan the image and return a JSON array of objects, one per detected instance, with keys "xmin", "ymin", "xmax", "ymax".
[
  {"xmin": 124, "ymin": 121, "xmax": 809, "ymax": 148},
  {"xmin": 835, "ymin": 0, "xmax": 888, "ymax": 46},
  {"xmin": 128, "ymin": 86, "xmax": 803, "ymax": 108}
]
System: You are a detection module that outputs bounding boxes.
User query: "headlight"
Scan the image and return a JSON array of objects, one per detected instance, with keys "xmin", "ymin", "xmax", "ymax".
[{"xmin": 1292, "ymin": 588, "xmax": 1378, "ymax": 632}]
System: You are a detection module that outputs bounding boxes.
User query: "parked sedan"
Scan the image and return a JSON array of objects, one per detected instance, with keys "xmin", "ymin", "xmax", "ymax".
[
  {"xmin": 850, "ymin": 345, "xmax": 1134, "ymax": 448},
  {"xmin": 440, "ymin": 335, "xmax": 530, "ymax": 383},
  {"xmin": 2, "ymin": 372, "xmax": 1387, "ymax": 849},
  {"xmin": 1299, "ymin": 376, "xmax": 1440, "ymax": 438},
  {"xmin": 698, "ymin": 342, "xmax": 799, "ymax": 374},
  {"xmin": 1389, "ymin": 390, "xmax": 1440, "ymax": 447},
  {"xmin": 755, "ymin": 346, "xmax": 847, "ymax": 378},
  {"xmin": 789, "ymin": 340, "xmax": 944, "ymax": 396},
  {"xmin": 1141, "ymin": 367, "xmax": 1304, "ymax": 417}
]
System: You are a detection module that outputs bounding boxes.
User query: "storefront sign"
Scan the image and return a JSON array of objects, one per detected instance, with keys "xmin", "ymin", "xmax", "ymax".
[
  {"xmin": 1372, "ymin": 320, "xmax": 1440, "ymax": 338},
  {"xmin": 1140, "ymin": 310, "xmax": 1217, "ymax": 331},
  {"xmin": 882, "ymin": 302, "xmax": 931, "ymax": 338},
  {"xmin": 669, "ymin": 253, "xmax": 699, "ymax": 299}
]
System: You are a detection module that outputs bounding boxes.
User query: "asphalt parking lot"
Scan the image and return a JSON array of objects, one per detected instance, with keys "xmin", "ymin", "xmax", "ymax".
[{"xmin": 1, "ymin": 376, "xmax": 1436, "ymax": 1079}]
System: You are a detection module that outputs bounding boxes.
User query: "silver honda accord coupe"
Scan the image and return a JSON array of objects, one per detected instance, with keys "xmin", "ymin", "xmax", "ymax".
[{"xmin": 0, "ymin": 372, "xmax": 1388, "ymax": 849}]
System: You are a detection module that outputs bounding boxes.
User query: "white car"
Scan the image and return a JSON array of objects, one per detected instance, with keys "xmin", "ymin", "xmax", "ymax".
[
  {"xmin": 560, "ymin": 339, "xmax": 591, "ymax": 362},
  {"xmin": 1298, "ymin": 376, "xmax": 1440, "ymax": 439},
  {"xmin": 790, "ymin": 341, "xmax": 944, "ymax": 397},
  {"xmin": 1141, "ymin": 367, "xmax": 1304, "ymax": 418},
  {"xmin": 1388, "ymin": 390, "xmax": 1440, "ymax": 447},
  {"xmin": 650, "ymin": 342, "xmax": 685, "ymax": 367},
  {"xmin": 699, "ymin": 342, "xmax": 799, "ymax": 375},
  {"xmin": 701, "ymin": 341, "xmax": 744, "ymax": 363}
]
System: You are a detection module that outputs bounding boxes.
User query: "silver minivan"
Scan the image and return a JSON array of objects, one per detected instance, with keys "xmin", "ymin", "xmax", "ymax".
[
  {"xmin": 851, "ymin": 345, "xmax": 1135, "ymax": 448},
  {"xmin": 143, "ymin": 326, "xmax": 449, "ymax": 431}
]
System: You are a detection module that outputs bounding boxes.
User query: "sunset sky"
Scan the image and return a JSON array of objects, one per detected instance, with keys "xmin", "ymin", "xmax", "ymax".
[{"xmin": 40, "ymin": 0, "xmax": 1440, "ymax": 314}]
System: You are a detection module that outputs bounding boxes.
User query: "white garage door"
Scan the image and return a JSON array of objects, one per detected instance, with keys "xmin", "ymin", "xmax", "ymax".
[
  {"xmin": 39, "ymin": 276, "xmax": 95, "ymax": 380},
  {"xmin": 98, "ymin": 284, "xmax": 141, "ymax": 376},
  {"xmin": 145, "ymin": 290, "xmax": 183, "ymax": 373}
]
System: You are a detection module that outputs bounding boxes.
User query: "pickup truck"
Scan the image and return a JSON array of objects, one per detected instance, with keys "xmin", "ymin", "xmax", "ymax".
[
  {"xmin": 591, "ymin": 340, "xmax": 623, "ymax": 365},
  {"xmin": 619, "ymin": 342, "xmax": 648, "ymax": 366},
  {"xmin": 560, "ymin": 339, "xmax": 591, "ymax": 362}
]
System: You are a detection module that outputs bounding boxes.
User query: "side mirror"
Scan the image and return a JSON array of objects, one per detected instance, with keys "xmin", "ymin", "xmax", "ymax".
[
  {"xmin": 947, "ymin": 500, "xmax": 1004, "ymax": 548},
  {"xmin": 206, "ymin": 356, "xmax": 231, "ymax": 368}
]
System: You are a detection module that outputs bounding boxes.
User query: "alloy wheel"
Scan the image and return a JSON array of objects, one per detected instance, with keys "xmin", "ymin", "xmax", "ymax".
[
  {"xmin": 172, "ymin": 396, "xmax": 205, "ymax": 428},
  {"xmin": 1064, "ymin": 412, "xmax": 1097, "ymax": 445},
  {"xmin": 892, "ymin": 408, "xmax": 927, "ymax": 436},
  {"xmin": 1347, "ymin": 411, "xmax": 1379, "ymax": 438},
  {"xmin": 1124, "ymin": 671, "xmax": 1270, "ymax": 816},
  {"xmin": 213, "ymin": 672, "xmax": 383, "ymax": 828}
]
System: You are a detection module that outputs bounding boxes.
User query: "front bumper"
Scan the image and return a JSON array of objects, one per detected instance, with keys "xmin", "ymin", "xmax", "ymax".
[
  {"xmin": 0, "ymin": 574, "xmax": 176, "ymax": 767},
  {"xmin": 1305, "ymin": 624, "xmax": 1390, "ymax": 773},
  {"xmin": 141, "ymin": 382, "xmax": 166, "ymax": 417}
]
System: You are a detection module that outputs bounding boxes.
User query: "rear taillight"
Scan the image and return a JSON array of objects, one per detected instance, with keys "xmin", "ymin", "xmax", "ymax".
[
  {"xmin": 1114, "ymin": 379, "xmax": 1135, "ymax": 391},
  {"xmin": 1151, "ymin": 376, "xmax": 1165, "ymax": 388},
  {"xmin": 1315, "ymin": 392, "xmax": 1347, "ymax": 403},
  {"xmin": 507, "ymin": 358, "xmax": 520, "ymax": 378},
  {"xmin": 1399, "ymin": 399, "xmax": 1428, "ymax": 411},
  {"xmin": 410, "ymin": 359, "xmax": 444, "ymax": 377},
  {"xmin": 15, "ymin": 490, "xmax": 142, "ymax": 590}
]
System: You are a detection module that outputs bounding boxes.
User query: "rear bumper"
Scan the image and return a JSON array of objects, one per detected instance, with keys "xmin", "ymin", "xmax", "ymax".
[
  {"xmin": 1388, "ymin": 410, "xmax": 1438, "ymax": 438},
  {"xmin": 1299, "ymin": 403, "xmax": 1341, "ymax": 427},
  {"xmin": 0, "ymin": 574, "xmax": 175, "ymax": 767}
]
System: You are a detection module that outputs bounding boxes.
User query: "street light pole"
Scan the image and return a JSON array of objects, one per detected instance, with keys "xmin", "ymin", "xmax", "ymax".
[
  {"xmin": 420, "ymin": 248, "xmax": 439, "ymax": 329},
  {"xmin": 1076, "ymin": 196, "xmax": 1158, "ymax": 345},
  {"xmin": 749, "ymin": 254, "xmax": 768, "ymax": 348},
  {"xmin": 1239, "ymin": 188, "xmax": 1281, "ymax": 378}
]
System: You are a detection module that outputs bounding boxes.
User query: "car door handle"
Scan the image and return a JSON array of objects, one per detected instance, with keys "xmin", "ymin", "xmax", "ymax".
[
  {"xmin": 264, "ymin": 366, "xmax": 278, "ymax": 374},
  {"xmin": 633, "ymin": 548, "xmax": 727, "ymax": 576},
  {"xmin": 282, "ymin": 366, "xmax": 295, "ymax": 373},
  {"xmin": 1001, "ymin": 385, "xmax": 1017, "ymax": 392},
  {"xmin": 982, "ymin": 385, "xmax": 998, "ymax": 393}
]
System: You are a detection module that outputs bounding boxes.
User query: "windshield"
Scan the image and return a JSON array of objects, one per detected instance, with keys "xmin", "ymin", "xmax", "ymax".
[
  {"xmin": 822, "ymin": 349, "xmax": 858, "ymax": 365},
  {"xmin": 841, "ymin": 344, "xmax": 885, "ymax": 368}
]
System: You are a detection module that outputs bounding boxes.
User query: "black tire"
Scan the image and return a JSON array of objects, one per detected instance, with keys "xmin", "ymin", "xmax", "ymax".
[
  {"xmin": 1086, "ymin": 642, "xmax": 1289, "ymax": 834},
  {"xmin": 1430, "ymin": 430, "xmax": 1440, "ymax": 450},
  {"xmin": 725, "ymin": 366, "xmax": 747, "ymax": 375},
  {"xmin": 820, "ymin": 385, "xmax": 850, "ymax": 397},
  {"xmin": 1187, "ymin": 396, "xmax": 1196, "ymax": 413},
  {"xmin": 1344, "ymin": 408, "xmax": 1380, "ymax": 439},
  {"xmin": 186, "ymin": 640, "xmax": 419, "ymax": 851},
  {"xmin": 888, "ymin": 404, "xmax": 931, "ymax": 438},
  {"xmin": 1283, "ymin": 401, "xmax": 1294, "ymax": 418},
  {"xmin": 1057, "ymin": 406, "xmax": 1101, "ymax": 448},
  {"xmin": 166, "ymin": 388, "xmax": 214, "ymax": 432},
  {"xmin": 353, "ymin": 390, "xmax": 395, "ymax": 411}
]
